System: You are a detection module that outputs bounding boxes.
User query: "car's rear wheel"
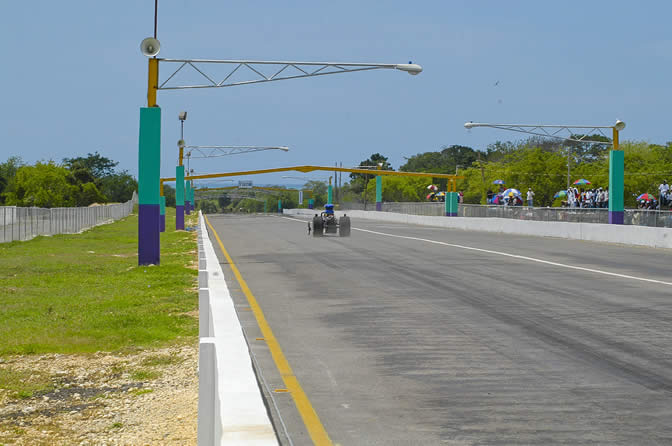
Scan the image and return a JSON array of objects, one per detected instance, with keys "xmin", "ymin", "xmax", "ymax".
[
  {"xmin": 339, "ymin": 216, "xmax": 351, "ymax": 237},
  {"xmin": 312, "ymin": 216, "xmax": 323, "ymax": 237}
]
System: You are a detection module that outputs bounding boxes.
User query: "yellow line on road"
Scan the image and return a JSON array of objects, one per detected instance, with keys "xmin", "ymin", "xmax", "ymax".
[{"xmin": 204, "ymin": 215, "xmax": 333, "ymax": 446}]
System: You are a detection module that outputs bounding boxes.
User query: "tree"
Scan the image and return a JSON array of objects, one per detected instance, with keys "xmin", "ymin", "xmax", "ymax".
[
  {"xmin": 198, "ymin": 199, "xmax": 219, "ymax": 214},
  {"xmin": 0, "ymin": 156, "xmax": 23, "ymax": 205},
  {"xmin": 4, "ymin": 162, "xmax": 78, "ymax": 207},
  {"xmin": 63, "ymin": 152, "xmax": 118, "ymax": 179},
  {"xmin": 98, "ymin": 172, "xmax": 138, "ymax": 202},
  {"xmin": 349, "ymin": 153, "xmax": 393, "ymax": 196},
  {"xmin": 163, "ymin": 185, "xmax": 176, "ymax": 207},
  {"xmin": 400, "ymin": 145, "xmax": 477, "ymax": 175},
  {"xmin": 304, "ymin": 180, "xmax": 328, "ymax": 207},
  {"xmin": 76, "ymin": 182, "xmax": 107, "ymax": 206}
]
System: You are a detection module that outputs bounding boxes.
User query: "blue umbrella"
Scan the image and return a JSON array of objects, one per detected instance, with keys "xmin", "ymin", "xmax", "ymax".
[
  {"xmin": 501, "ymin": 188, "xmax": 521, "ymax": 197},
  {"xmin": 493, "ymin": 179, "xmax": 505, "ymax": 185},
  {"xmin": 554, "ymin": 190, "xmax": 567, "ymax": 198}
]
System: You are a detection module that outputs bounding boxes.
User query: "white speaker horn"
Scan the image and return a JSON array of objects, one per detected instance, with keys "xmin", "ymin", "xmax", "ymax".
[{"xmin": 140, "ymin": 37, "xmax": 161, "ymax": 57}]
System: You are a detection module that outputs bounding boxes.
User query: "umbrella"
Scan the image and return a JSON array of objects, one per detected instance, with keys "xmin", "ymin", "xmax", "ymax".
[
  {"xmin": 637, "ymin": 193, "xmax": 656, "ymax": 201},
  {"xmin": 427, "ymin": 184, "xmax": 438, "ymax": 191},
  {"xmin": 554, "ymin": 190, "xmax": 567, "ymax": 198},
  {"xmin": 436, "ymin": 191, "xmax": 446, "ymax": 197},
  {"xmin": 501, "ymin": 188, "xmax": 521, "ymax": 197},
  {"xmin": 426, "ymin": 193, "xmax": 435, "ymax": 200},
  {"xmin": 573, "ymin": 179, "xmax": 591, "ymax": 185},
  {"xmin": 493, "ymin": 179, "xmax": 505, "ymax": 185}
]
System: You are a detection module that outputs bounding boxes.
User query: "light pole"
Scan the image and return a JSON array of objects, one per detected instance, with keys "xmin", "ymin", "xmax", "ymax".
[
  {"xmin": 138, "ymin": 39, "xmax": 419, "ymax": 265},
  {"xmin": 464, "ymin": 120, "xmax": 626, "ymax": 223}
]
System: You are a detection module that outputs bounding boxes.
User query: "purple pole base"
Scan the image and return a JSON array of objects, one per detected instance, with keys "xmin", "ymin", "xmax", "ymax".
[
  {"xmin": 138, "ymin": 204, "xmax": 160, "ymax": 265},
  {"xmin": 609, "ymin": 211, "xmax": 624, "ymax": 224},
  {"xmin": 159, "ymin": 214, "xmax": 165, "ymax": 232},
  {"xmin": 176, "ymin": 205, "xmax": 185, "ymax": 230},
  {"xmin": 185, "ymin": 201, "xmax": 191, "ymax": 215},
  {"xmin": 445, "ymin": 212, "xmax": 457, "ymax": 217},
  {"xmin": 376, "ymin": 202, "xmax": 382, "ymax": 211}
]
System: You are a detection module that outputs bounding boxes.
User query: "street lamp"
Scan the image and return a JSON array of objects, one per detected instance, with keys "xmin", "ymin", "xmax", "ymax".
[
  {"xmin": 170, "ymin": 112, "xmax": 290, "ymax": 230},
  {"xmin": 464, "ymin": 120, "xmax": 626, "ymax": 223},
  {"xmin": 138, "ymin": 33, "xmax": 421, "ymax": 265}
]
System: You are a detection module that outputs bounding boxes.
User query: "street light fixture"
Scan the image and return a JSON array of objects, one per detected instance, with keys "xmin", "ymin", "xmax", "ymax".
[
  {"xmin": 137, "ymin": 34, "xmax": 422, "ymax": 265},
  {"xmin": 464, "ymin": 120, "xmax": 626, "ymax": 224}
]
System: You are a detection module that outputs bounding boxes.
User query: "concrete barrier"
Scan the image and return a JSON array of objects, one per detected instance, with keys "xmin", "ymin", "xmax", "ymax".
[
  {"xmin": 197, "ymin": 212, "xmax": 278, "ymax": 446},
  {"xmin": 284, "ymin": 208, "xmax": 672, "ymax": 249}
]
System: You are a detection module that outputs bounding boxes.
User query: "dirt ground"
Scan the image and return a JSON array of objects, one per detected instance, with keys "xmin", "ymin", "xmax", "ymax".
[{"xmin": 0, "ymin": 343, "xmax": 198, "ymax": 445}]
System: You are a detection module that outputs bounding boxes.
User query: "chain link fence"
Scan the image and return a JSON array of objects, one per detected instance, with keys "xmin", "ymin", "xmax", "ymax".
[
  {"xmin": 0, "ymin": 192, "xmax": 137, "ymax": 243},
  {"xmin": 339, "ymin": 201, "xmax": 672, "ymax": 228}
]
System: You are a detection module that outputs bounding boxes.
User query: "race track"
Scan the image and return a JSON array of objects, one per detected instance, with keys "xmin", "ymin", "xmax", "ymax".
[{"xmin": 205, "ymin": 213, "xmax": 672, "ymax": 446}]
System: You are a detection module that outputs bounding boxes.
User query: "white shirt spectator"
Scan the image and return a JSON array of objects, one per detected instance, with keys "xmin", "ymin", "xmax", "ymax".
[
  {"xmin": 527, "ymin": 190, "xmax": 535, "ymax": 200},
  {"xmin": 659, "ymin": 182, "xmax": 669, "ymax": 195}
]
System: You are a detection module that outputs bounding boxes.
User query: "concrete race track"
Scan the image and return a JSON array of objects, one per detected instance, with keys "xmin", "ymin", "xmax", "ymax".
[{"xmin": 205, "ymin": 213, "xmax": 672, "ymax": 446}]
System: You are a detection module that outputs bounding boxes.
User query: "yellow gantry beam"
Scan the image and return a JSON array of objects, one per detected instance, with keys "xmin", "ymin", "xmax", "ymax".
[
  {"xmin": 161, "ymin": 166, "xmax": 464, "ymax": 195},
  {"xmin": 161, "ymin": 165, "xmax": 464, "ymax": 182}
]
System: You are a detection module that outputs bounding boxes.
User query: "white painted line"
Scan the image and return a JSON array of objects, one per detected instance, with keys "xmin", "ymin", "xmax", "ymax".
[{"xmin": 279, "ymin": 215, "xmax": 672, "ymax": 287}]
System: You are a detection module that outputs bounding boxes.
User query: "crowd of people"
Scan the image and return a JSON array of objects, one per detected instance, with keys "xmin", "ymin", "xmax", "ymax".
[{"xmin": 564, "ymin": 187, "xmax": 609, "ymax": 208}]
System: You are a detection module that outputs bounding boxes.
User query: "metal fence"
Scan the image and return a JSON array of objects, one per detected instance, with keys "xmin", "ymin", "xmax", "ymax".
[
  {"xmin": 339, "ymin": 201, "xmax": 672, "ymax": 228},
  {"xmin": 0, "ymin": 193, "xmax": 137, "ymax": 243}
]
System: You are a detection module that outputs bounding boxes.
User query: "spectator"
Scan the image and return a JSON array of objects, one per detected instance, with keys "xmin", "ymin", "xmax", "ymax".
[
  {"xmin": 597, "ymin": 188, "xmax": 606, "ymax": 208},
  {"xmin": 568, "ymin": 188, "xmax": 575, "ymax": 207},
  {"xmin": 487, "ymin": 189, "xmax": 493, "ymax": 204},
  {"xmin": 526, "ymin": 188, "xmax": 535, "ymax": 207},
  {"xmin": 660, "ymin": 181, "xmax": 669, "ymax": 206}
]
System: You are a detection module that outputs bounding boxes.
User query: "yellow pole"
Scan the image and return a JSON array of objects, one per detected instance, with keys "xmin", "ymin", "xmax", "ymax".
[
  {"xmin": 179, "ymin": 147, "xmax": 184, "ymax": 166},
  {"xmin": 159, "ymin": 179, "xmax": 164, "ymax": 196},
  {"xmin": 147, "ymin": 58, "xmax": 159, "ymax": 107},
  {"xmin": 613, "ymin": 127, "xmax": 619, "ymax": 151}
]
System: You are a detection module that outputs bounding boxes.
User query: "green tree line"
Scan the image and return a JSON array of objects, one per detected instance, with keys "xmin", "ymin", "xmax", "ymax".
[
  {"xmin": 195, "ymin": 180, "xmax": 330, "ymax": 214},
  {"xmin": 0, "ymin": 153, "xmax": 137, "ymax": 207},
  {"xmin": 346, "ymin": 139, "xmax": 672, "ymax": 208}
]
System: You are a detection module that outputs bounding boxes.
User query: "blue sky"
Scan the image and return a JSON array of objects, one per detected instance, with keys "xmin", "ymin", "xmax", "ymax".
[{"xmin": 2, "ymin": 1, "xmax": 671, "ymax": 185}]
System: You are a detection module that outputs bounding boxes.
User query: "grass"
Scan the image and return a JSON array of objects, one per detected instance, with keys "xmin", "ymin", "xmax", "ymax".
[
  {"xmin": 141, "ymin": 353, "xmax": 182, "ymax": 367},
  {"xmin": 0, "ymin": 368, "xmax": 53, "ymax": 399},
  {"xmin": 0, "ymin": 207, "xmax": 198, "ymax": 356},
  {"xmin": 130, "ymin": 369, "xmax": 161, "ymax": 381},
  {"xmin": 131, "ymin": 388, "xmax": 154, "ymax": 396}
]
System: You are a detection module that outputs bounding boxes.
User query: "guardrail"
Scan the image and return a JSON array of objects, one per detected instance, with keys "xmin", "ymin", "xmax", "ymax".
[
  {"xmin": 196, "ymin": 212, "xmax": 278, "ymax": 445},
  {"xmin": 0, "ymin": 192, "xmax": 137, "ymax": 243},
  {"xmin": 338, "ymin": 202, "xmax": 672, "ymax": 228}
]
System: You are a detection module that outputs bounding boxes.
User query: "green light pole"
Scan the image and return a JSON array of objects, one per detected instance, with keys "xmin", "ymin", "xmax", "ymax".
[
  {"xmin": 138, "ymin": 30, "xmax": 421, "ymax": 264},
  {"xmin": 464, "ymin": 120, "xmax": 626, "ymax": 223}
]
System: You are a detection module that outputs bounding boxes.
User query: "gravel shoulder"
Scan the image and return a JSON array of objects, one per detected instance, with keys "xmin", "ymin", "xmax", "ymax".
[{"xmin": 0, "ymin": 343, "xmax": 198, "ymax": 445}]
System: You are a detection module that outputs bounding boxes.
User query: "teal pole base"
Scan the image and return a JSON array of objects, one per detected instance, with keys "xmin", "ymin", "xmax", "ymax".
[
  {"xmin": 609, "ymin": 211, "xmax": 624, "ymax": 224},
  {"xmin": 445, "ymin": 192, "xmax": 458, "ymax": 216},
  {"xmin": 138, "ymin": 107, "xmax": 161, "ymax": 266}
]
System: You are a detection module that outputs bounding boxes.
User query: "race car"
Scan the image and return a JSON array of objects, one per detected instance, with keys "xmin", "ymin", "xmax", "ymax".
[{"xmin": 312, "ymin": 204, "xmax": 350, "ymax": 237}]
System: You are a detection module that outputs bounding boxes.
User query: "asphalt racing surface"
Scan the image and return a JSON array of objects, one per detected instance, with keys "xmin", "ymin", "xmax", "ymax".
[{"xmin": 205, "ymin": 213, "xmax": 672, "ymax": 446}]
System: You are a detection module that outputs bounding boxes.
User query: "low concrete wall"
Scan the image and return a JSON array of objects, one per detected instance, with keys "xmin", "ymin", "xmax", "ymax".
[
  {"xmin": 197, "ymin": 212, "xmax": 278, "ymax": 446},
  {"xmin": 285, "ymin": 208, "xmax": 672, "ymax": 249}
]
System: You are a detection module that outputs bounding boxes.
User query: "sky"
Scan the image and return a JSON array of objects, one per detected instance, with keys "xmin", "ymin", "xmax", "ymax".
[{"xmin": 2, "ymin": 1, "xmax": 671, "ymax": 186}]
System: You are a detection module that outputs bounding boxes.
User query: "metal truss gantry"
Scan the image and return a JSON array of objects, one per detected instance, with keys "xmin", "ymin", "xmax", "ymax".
[
  {"xmin": 158, "ymin": 59, "xmax": 422, "ymax": 90},
  {"xmin": 185, "ymin": 145, "xmax": 289, "ymax": 160},
  {"xmin": 463, "ymin": 122, "xmax": 620, "ymax": 145}
]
